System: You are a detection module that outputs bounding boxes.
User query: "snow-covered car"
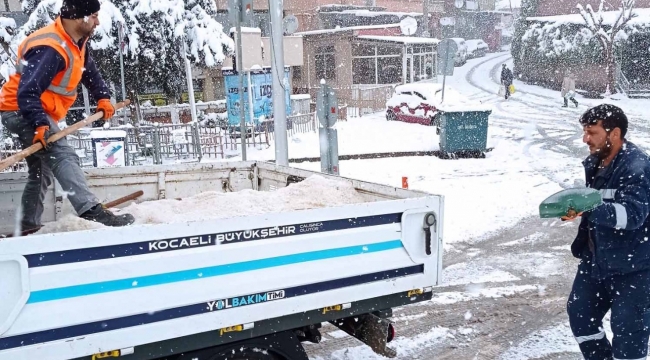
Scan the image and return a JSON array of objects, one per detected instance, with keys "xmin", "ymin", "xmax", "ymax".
[
  {"xmin": 385, "ymin": 83, "xmax": 467, "ymax": 126},
  {"xmin": 450, "ymin": 38, "xmax": 468, "ymax": 66},
  {"xmin": 466, "ymin": 39, "xmax": 489, "ymax": 59}
]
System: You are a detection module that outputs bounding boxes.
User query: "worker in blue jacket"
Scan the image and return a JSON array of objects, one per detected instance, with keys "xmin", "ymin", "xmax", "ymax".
[{"xmin": 564, "ymin": 104, "xmax": 650, "ymax": 360}]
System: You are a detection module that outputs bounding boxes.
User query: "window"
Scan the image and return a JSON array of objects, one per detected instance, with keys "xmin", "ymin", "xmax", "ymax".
[
  {"xmin": 377, "ymin": 46, "xmax": 401, "ymax": 56},
  {"xmin": 352, "ymin": 58, "xmax": 376, "ymax": 85},
  {"xmin": 292, "ymin": 66, "xmax": 302, "ymax": 80},
  {"xmin": 315, "ymin": 46, "xmax": 336, "ymax": 80},
  {"xmin": 377, "ymin": 57, "xmax": 402, "ymax": 84},
  {"xmin": 352, "ymin": 44, "xmax": 375, "ymax": 57},
  {"xmin": 352, "ymin": 43, "xmax": 403, "ymax": 85}
]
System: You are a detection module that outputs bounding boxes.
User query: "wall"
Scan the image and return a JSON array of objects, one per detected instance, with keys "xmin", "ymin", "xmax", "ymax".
[
  {"xmin": 376, "ymin": 0, "xmax": 424, "ymax": 12},
  {"xmin": 296, "ymin": 34, "xmax": 354, "ymax": 101},
  {"xmin": 520, "ymin": 61, "xmax": 608, "ymax": 93}
]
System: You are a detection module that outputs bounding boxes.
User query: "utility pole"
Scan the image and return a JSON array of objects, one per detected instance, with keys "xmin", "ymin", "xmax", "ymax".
[
  {"xmin": 118, "ymin": 22, "xmax": 127, "ymax": 124},
  {"xmin": 235, "ymin": 1, "xmax": 247, "ymax": 160},
  {"xmin": 183, "ymin": 39, "xmax": 198, "ymax": 124},
  {"xmin": 423, "ymin": 0, "xmax": 430, "ymax": 37},
  {"xmin": 268, "ymin": 0, "xmax": 289, "ymax": 166}
]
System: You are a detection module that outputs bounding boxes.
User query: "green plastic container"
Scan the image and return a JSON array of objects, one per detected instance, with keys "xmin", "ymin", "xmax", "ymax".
[
  {"xmin": 438, "ymin": 110, "xmax": 491, "ymax": 155},
  {"xmin": 539, "ymin": 188, "xmax": 603, "ymax": 218}
]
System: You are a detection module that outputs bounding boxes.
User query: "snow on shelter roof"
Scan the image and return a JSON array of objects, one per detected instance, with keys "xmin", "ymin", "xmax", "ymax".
[
  {"xmin": 295, "ymin": 23, "xmax": 401, "ymax": 36},
  {"xmin": 356, "ymin": 35, "xmax": 440, "ymax": 45},
  {"xmin": 527, "ymin": 8, "xmax": 650, "ymax": 26}
]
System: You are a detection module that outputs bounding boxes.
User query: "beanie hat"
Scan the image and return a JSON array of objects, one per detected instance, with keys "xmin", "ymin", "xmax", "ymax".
[{"xmin": 60, "ymin": 0, "xmax": 101, "ymax": 20}]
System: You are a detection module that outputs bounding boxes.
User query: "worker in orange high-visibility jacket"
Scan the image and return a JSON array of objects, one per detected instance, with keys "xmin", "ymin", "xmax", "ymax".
[{"xmin": 0, "ymin": 0, "xmax": 135, "ymax": 234}]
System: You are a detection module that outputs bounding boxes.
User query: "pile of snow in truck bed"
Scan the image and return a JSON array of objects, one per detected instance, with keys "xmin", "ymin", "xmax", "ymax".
[{"xmin": 36, "ymin": 175, "xmax": 373, "ymax": 234}]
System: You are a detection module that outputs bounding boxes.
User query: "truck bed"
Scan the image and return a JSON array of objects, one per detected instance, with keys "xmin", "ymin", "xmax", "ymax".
[{"xmin": 0, "ymin": 161, "xmax": 444, "ymax": 360}]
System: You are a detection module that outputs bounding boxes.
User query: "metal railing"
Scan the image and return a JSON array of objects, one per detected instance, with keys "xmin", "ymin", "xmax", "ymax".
[{"xmin": 1, "ymin": 116, "xmax": 315, "ymax": 172}]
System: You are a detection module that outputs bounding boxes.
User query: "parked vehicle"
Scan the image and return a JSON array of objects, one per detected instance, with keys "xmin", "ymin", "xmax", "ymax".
[
  {"xmin": 385, "ymin": 83, "xmax": 465, "ymax": 126},
  {"xmin": 450, "ymin": 38, "xmax": 468, "ymax": 66},
  {"xmin": 466, "ymin": 39, "xmax": 489, "ymax": 59},
  {"xmin": 0, "ymin": 161, "xmax": 444, "ymax": 360}
]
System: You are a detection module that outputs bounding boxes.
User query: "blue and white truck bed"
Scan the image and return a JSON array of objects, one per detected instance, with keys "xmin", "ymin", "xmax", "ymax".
[{"xmin": 0, "ymin": 161, "xmax": 444, "ymax": 360}]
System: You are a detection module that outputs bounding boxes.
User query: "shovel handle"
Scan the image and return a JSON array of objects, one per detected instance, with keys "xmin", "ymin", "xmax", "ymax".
[{"xmin": 0, "ymin": 100, "xmax": 131, "ymax": 172}]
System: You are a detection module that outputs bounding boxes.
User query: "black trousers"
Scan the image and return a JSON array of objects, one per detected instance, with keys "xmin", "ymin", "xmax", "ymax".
[{"xmin": 567, "ymin": 258, "xmax": 650, "ymax": 360}]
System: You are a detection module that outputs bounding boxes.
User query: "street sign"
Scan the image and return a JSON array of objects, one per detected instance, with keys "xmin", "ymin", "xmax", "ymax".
[
  {"xmin": 316, "ymin": 83, "xmax": 338, "ymax": 128},
  {"xmin": 437, "ymin": 39, "xmax": 457, "ymax": 76}
]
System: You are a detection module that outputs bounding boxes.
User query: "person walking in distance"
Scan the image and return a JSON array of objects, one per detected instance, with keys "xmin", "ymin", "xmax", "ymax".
[
  {"xmin": 0, "ymin": 0, "xmax": 135, "ymax": 234},
  {"xmin": 562, "ymin": 70, "xmax": 579, "ymax": 108},
  {"xmin": 500, "ymin": 64, "xmax": 513, "ymax": 100},
  {"xmin": 563, "ymin": 104, "xmax": 650, "ymax": 360}
]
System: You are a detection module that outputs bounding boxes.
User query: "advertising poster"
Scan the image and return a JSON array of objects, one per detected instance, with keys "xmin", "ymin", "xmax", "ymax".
[
  {"xmin": 222, "ymin": 67, "xmax": 291, "ymax": 126},
  {"xmin": 93, "ymin": 140, "xmax": 126, "ymax": 168}
]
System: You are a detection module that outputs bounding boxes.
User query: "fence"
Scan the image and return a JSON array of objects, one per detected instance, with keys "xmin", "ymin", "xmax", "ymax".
[
  {"xmin": 300, "ymin": 84, "xmax": 394, "ymax": 118},
  {"xmin": 1, "ymin": 114, "xmax": 317, "ymax": 173}
]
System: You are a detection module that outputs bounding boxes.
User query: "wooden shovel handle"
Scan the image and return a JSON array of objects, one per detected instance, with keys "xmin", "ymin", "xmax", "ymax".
[
  {"xmin": 0, "ymin": 100, "xmax": 131, "ymax": 172},
  {"xmin": 103, "ymin": 190, "xmax": 144, "ymax": 209}
]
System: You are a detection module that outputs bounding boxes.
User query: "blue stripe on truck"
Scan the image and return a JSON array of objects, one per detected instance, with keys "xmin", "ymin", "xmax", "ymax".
[
  {"xmin": 27, "ymin": 240, "xmax": 404, "ymax": 304},
  {"xmin": 0, "ymin": 264, "xmax": 424, "ymax": 351},
  {"xmin": 24, "ymin": 213, "xmax": 402, "ymax": 267}
]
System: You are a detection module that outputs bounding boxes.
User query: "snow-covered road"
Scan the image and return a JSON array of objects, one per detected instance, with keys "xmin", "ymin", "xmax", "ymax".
[{"xmin": 296, "ymin": 51, "xmax": 650, "ymax": 359}]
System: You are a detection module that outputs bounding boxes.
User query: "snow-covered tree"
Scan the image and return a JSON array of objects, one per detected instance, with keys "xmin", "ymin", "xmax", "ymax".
[
  {"xmin": 93, "ymin": 0, "xmax": 234, "ymax": 101},
  {"xmin": 1, "ymin": 0, "xmax": 234, "ymax": 101},
  {"xmin": 577, "ymin": 0, "xmax": 637, "ymax": 94},
  {"xmin": 0, "ymin": 17, "xmax": 17, "ymax": 83}
]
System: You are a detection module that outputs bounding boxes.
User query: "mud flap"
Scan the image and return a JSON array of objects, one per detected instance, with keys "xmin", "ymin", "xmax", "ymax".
[
  {"xmin": 330, "ymin": 313, "xmax": 397, "ymax": 358},
  {"xmin": 0, "ymin": 254, "xmax": 30, "ymax": 336}
]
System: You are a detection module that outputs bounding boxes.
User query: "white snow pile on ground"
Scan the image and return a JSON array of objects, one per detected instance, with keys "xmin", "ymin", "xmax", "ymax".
[
  {"xmin": 428, "ymin": 285, "xmax": 540, "ymax": 305},
  {"xmin": 36, "ymin": 175, "xmax": 372, "ymax": 234},
  {"xmin": 443, "ymin": 262, "xmax": 520, "ymax": 286}
]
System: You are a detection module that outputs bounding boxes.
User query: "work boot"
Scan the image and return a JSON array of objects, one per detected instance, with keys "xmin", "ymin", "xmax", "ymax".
[{"xmin": 80, "ymin": 204, "xmax": 135, "ymax": 227}]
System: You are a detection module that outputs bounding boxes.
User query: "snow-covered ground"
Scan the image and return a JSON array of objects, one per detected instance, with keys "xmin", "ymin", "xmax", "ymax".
[
  {"xmin": 31, "ymin": 50, "xmax": 646, "ymax": 358},
  {"xmin": 299, "ymin": 51, "xmax": 644, "ymax": 359}
]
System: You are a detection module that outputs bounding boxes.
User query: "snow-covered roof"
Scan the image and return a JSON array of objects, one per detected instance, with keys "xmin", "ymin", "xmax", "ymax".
[
  {"xmin": 322, "ymin": 10, "xmax": 423, "ymax": 18},
  {"xmin": 295, "ymin": 23, "xmax": 401, "ymax": 36},
  {"xmin": 291, "ymin": 94, "xmax": 311, "ymax": 100},
  {"xmin": 356, "ymin": 35, "xmax": 440, "ymax": 45},
  {"xmin": 527, "ymin": 8, "xmax": 650, "ymax": 26},
  {"xmin": 229, "ymin": 27, "xmax": 262, "ymax": 34},
  {"xmin": 496, "ymin": 0, "xmax": 522, "ymax": 10}
]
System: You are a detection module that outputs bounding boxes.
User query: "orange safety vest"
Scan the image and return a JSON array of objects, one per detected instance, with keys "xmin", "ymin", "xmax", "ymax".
[{"xmin": 0, "ymin": 17, "xmax": 86, "ymax": 121}]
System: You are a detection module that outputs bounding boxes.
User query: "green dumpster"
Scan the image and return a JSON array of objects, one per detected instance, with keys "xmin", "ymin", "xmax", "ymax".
[{"xmin": 438, "ymin": 109, "xmax": 491, "ymax": 158}]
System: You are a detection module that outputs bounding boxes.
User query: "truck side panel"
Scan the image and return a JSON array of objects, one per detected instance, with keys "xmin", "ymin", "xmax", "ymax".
[{"xmin": 0, "ymin": 197, "xmax": 442, "ymax": 360}]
